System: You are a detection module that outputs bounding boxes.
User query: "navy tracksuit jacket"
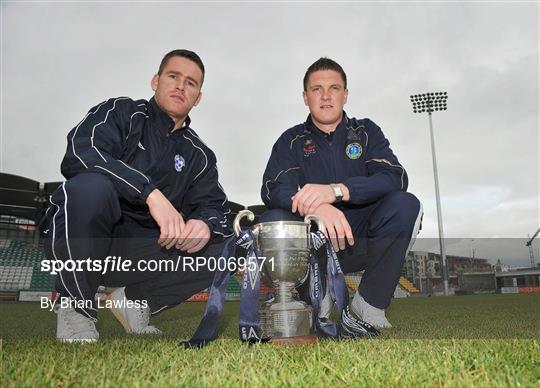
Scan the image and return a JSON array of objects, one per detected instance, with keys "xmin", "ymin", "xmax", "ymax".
[
  {"xmin": 61, "ymin": 97, "xmax": 231, "ymax": 235},
  {"xmin": 44, "ymin": 97, "xmax": 231, "ymax": 320},
  {"xmin": 261, "ymin": 113, "xmax": 422, "ymax": 308}
]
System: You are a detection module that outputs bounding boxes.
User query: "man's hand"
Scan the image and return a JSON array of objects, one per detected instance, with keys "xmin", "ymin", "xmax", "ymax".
[
  {"xmin": 311, "ymin": 203, "xmax": 354, "ymax": 252},
  {"xmin": 291, "ymin": 184, "xmax": 336, "ymax": 216},
  {"xmin": 146, "ymin": 189, "xmax": 185, "ymax": 249},
  {"xmin": 176, "ymin": 219, "xmax": 211, "ymax": 253}
]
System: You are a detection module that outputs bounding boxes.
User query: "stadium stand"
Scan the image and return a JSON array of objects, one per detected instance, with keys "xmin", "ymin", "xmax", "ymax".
[
  {"xmin": 344, "ymin": 272, "xmax": 362, "ymax": 294},
  {"xmin": 0, "ymin": 174, "xmax": 60, "ymax": 300},
  {"xmin": 0, "ymin": 173, "xmax": 43, "ymax": 221},
  {"xmin": 0, "ymin": 240, "xmax": 56, "ymax": 292},
  {"xmin": 399, "ymin": 277, "xmax": 420, "ymax": 293}
]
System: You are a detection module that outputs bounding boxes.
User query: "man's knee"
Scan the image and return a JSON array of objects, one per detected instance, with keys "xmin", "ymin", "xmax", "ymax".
[
  {"xmin": 64, "ymin": 173, "xmax": 114, "ymax": 199},
  {"xmin": 60, "ymin": 173, "xmax": 121, "ymax": 222},
  {"xmin": 390, "ymin": 191, "xmax": 420, "ymax": 211},
  {"xmin": 375, "ymin": 191, "xmax": 422, "ymax": 234},
  {"xmin": 63, "ymin": 173, "xmax": 116, "ymax": 204}
]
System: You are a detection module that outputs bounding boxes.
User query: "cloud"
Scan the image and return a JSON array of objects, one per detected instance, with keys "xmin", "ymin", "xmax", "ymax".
[{"xmin": 1, "ymin": 2, "xmax": 538, "ymax": 245}]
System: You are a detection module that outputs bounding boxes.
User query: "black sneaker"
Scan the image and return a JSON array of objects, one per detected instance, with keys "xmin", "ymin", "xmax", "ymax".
[{"xmin": 340, "ymin": 306, "xmax": 380, "ymax": 339}]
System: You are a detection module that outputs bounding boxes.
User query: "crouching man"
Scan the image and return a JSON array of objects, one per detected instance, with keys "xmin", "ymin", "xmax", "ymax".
[
  {"xmin": 42, "ymin": 49, "xmax": 232, "ymax": 342},
  {"xmin": 260, "ymin": 58, "xmax": 422, "ymax": 336}
]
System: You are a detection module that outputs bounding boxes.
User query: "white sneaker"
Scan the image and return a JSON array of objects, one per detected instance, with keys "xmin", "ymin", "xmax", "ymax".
[
  {"xmin": 56, "ymin": 305, "xmax": 99, "ymax": 343},
  {"xmin": 351, "ymin": 292, "xmax": 392, "ymax": 329},
  {"xmin": 108, "ymin": 287, "xmax": 162, "ymax": 334}
]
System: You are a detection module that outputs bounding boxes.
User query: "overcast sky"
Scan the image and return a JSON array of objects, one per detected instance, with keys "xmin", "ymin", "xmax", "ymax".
[{"xmin": 1, "ymin": 2, "xmax": 538, "ymax": 265}]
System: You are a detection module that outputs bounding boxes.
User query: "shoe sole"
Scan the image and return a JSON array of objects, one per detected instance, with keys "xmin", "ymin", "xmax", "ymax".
[
  {"xmin": 372, "ymin": 323, "xmax": 392, "ymax": 329},
  {"xmin": 136, "ymin": 329, "xmax": 163, "ymax": 335},
  {"xmin": 107, "ymin": 294, "xmax": 132, "ymax": 333},
  {"xmin": 58, "ymin": 338, "xmax": 98, "ymax": 343}
]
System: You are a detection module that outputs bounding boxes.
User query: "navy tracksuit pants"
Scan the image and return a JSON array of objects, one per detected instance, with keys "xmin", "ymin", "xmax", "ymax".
[
  {"xmin": 260, "ymin": 191, "xmax": 422, "ymax": 309},
  {"xmin": 42, "ymin": 172, "xmax": 223, "ymax": 321}
]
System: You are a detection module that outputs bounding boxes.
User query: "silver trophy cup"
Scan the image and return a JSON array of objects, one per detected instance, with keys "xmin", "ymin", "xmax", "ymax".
[{"xmin": 234, "ymin": 210, "xmax": 324, "ymax": 344}]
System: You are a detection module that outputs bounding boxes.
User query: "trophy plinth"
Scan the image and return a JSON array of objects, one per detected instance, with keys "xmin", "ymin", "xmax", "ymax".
[
  {"xmin": 260, "ymin": 300, "xmax": 315, "ymax": 343},
  {"xmin": 234, "ymin": 211, "xmax": 323, "ymax": 344}
]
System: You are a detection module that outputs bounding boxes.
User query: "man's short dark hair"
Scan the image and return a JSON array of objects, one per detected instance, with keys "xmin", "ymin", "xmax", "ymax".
[
  {"xmin": 303, "ymin": 57, "xmax": 347, "ymax": 91},
  {"xmin": 158, "ymin": 49, "xmax": 205, "ymax": 85}
]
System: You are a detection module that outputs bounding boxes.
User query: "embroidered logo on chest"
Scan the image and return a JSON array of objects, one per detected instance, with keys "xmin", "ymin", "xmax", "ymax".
[
  {"xmin": 346, "ymin": 143, "xmax": 362, "ymax": 159},
  {"xmin": 174, "ymin": 154, "xmax": 185, "ymax": 172},
  {"xmin": 303, "ymin": 139, "xmax": 317, "ymax": 157}
]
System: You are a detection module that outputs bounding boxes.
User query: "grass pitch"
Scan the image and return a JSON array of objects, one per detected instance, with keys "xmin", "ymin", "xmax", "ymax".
[{"xmin": 2, "ymin": 294, "xmax": 539, "ymax": 386}]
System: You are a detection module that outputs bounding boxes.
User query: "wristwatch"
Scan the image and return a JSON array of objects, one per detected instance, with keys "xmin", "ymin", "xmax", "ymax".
[{"xmin": 330, "ymin": 184, "xmax": 343, "ymax": 203}]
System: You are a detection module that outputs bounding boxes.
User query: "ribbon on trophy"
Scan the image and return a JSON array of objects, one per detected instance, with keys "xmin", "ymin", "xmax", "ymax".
[
  {"xmin": 310, "ymin": 230, "xmax": 380, "ymax": 339},
  {"xmin": 237, "ymin": 234, "xmax": 269, "ymax": 343},
  {"xmin": 309, "ymin": 231, "xmax": 348, "ymax": 338},
  {"xmin": 182, "ymin": 229, "xmax": 256, "ymax": 348}
]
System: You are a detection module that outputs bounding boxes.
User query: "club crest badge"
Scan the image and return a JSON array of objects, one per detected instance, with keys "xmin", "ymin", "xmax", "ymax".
[
  {"xmin": 174, "ymin": 154, "xmax": 185, "ymax": 172},
  {"xmin": 346, "ymin": 143, "xmax": 362, "ymax": 159}
]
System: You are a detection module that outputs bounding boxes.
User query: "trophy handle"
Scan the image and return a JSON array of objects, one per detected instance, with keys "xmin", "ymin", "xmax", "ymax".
[
  {"xmin": 233, "ymin": 209, "xmax": 255, "ymax": 236},
  {"xmin": 304, "ymin": 215, "xmax": 324, "ymax": 233}
]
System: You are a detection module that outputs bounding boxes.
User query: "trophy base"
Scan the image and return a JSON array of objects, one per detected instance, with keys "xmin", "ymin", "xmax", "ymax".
[
  {"xmin": 270, "ymin": 334, "xmax": 317, "ymax": 345},
  {"xmin": 260, "ymin": 300, "xmax": 313, "ymax": 342}
]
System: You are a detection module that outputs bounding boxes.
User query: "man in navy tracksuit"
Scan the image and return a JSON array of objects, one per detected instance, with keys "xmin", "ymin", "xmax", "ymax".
[
  {"xmin": 43, "ymin": 49, "xmax": 232, "ymax": 342},
  {"xmin": 261, "ymin": 58, "xmax": 422, "ymax": 332}
]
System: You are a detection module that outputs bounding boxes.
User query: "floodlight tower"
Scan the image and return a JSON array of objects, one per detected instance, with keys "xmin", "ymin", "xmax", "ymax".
[
  {"xmin": 410, "ymin": 92, "xmax": 449, "ymax": 295},
  {"xmin": 526, "ymin": 228, "xmax": 540, "ymax": 268}
]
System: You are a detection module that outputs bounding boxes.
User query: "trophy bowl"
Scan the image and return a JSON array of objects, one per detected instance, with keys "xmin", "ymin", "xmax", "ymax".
[{"xmin": 234, "ymin": 210, "xmax": 324, "ymax": 344}]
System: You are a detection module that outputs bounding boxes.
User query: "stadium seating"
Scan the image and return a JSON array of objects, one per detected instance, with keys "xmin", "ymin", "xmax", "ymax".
[
  {"xmin": 0, "ymin": 239, "xmax": 56, "ymax": 292},
  {"xmin": 398, "ymin": 276, "xmax": 420, "ymax": 293}
]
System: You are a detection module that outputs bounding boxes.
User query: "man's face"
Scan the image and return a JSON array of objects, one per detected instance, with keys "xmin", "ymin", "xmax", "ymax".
[
  {"xmin": 303, "ymin": 70, "xmax": 348, "ymax": 130},
  {"xmin": 151, "ymin": 56, "xmax": 203, "ymax": 126}
]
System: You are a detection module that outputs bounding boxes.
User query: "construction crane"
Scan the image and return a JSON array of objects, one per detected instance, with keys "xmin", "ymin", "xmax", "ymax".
[{"xmin": 526, "ymin": 227, "xmax": 540, "ymax": 268}]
